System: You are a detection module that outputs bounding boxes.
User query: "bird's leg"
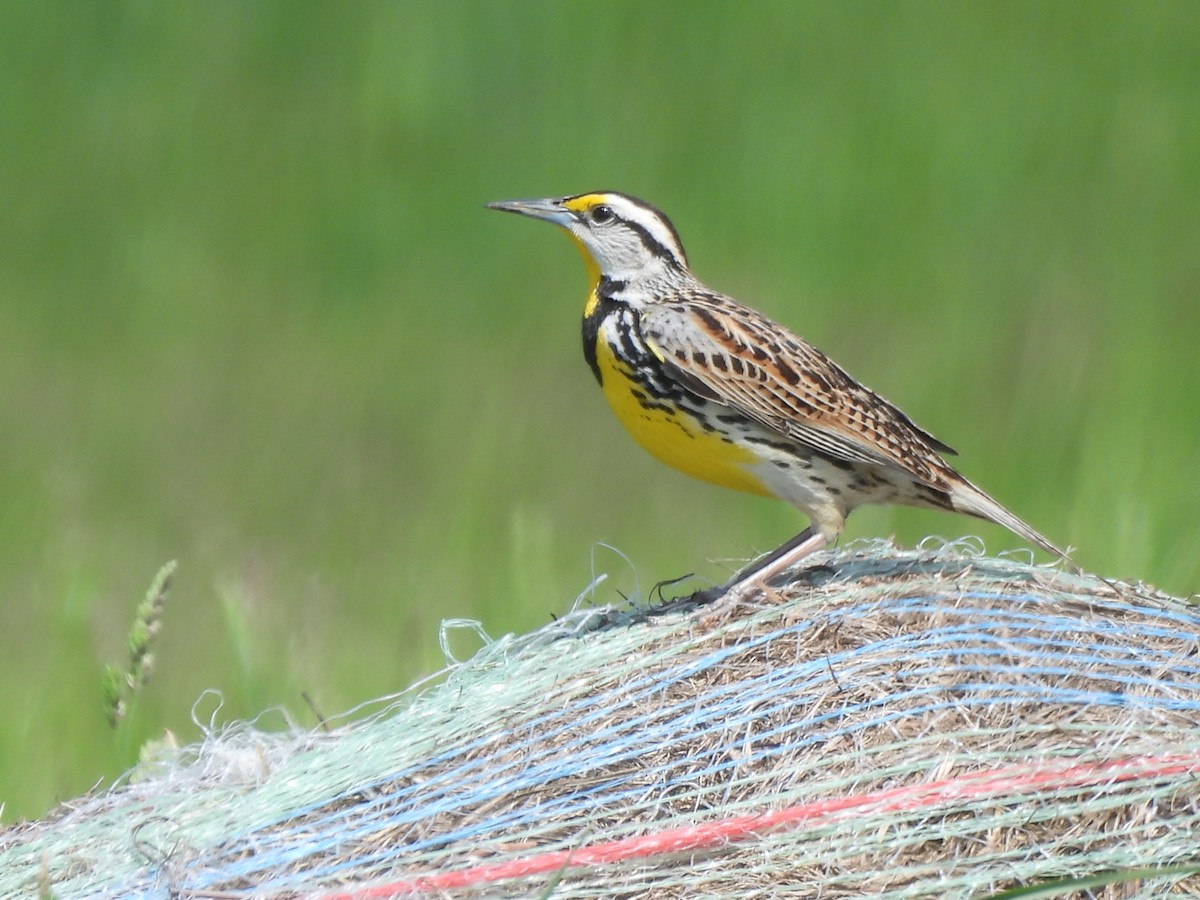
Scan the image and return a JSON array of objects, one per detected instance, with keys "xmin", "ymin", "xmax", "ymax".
[
  {"xmin": 723, "ymin": 526, "xmax": 827, "ymax": 597},
  {"xmin": 686, "ymin": 528, "xmax": 825, "ymax": 607}
]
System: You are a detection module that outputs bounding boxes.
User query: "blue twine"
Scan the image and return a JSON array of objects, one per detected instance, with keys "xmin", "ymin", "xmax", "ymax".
[{"xmin": 77, "ymin": 585, "xmax": 1200, "ymax": 897}]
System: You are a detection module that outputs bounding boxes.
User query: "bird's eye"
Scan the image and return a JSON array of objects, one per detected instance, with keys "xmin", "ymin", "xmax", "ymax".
[{"xmin": 590, "ymin": 205, "xmax": 614, "ymax": 224}]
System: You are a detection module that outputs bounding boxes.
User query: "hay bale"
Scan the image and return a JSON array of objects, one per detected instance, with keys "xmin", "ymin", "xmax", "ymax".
[{"xmin": 4, "ymin": 541, "xmax": 1200, "ymax": 898}]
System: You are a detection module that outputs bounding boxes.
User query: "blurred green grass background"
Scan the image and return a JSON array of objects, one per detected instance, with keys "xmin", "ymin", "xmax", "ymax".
[{"xmin": 1, "ymin": 2, "xmax": 1197, "ymax": 821}]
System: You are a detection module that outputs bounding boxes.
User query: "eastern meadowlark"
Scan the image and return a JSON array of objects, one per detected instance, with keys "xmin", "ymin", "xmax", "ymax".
[{"xmin": 489, "ymin": 191, "xmax": 1070, "ymax": 593}]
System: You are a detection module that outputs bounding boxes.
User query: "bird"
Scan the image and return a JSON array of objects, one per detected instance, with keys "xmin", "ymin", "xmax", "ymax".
[{"xmin": 488, "ymin": 191, "xmax": 1071, "ymax": 595}]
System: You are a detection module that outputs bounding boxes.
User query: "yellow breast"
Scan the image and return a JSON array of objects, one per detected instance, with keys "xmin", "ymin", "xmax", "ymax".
[{"xmin": 593, "ymin": 333, "xmax": 772, "ymax": 497}]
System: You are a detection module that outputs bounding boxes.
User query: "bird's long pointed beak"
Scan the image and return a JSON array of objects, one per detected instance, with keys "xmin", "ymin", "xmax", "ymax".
[{"xmin": 486, "ymin": 197, "xmax": 576, "ymax": 227}]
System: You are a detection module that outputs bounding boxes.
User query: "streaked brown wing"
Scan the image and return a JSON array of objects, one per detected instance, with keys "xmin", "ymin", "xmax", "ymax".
[{"xmin": 639, "ymin": 292, "xmax": 958, "ymax": 487}]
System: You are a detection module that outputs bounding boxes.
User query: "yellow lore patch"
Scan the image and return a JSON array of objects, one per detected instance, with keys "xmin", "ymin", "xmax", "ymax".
[
  {"xmin": 561, "ymin": 193, "xmax": 607, "ymax": 214},
  {"xmin": 593, "ymin": 335, "xmax": 772, "ymax": 497}
]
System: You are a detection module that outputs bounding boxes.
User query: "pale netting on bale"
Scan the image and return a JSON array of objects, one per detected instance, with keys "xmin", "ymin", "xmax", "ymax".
[{"xmin": 4, "ymin": 540, "xmax": 1200, "ymax": 898}]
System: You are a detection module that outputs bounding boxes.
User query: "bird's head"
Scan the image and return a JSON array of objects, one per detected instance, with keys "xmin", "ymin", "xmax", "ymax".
[{"xmin": 488, "ymin": 191, "xmax": 690, "ymax": 287}]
